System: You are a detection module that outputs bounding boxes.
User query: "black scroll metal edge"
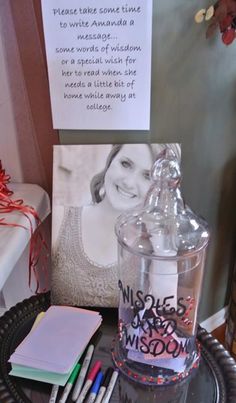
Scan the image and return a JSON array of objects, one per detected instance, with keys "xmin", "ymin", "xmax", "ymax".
[
  {"xmin": 197, "ymin": 326, "xmax": 236, "ymax": 403},
  {"xmin": 0, "ymin": 292, "xmax": 50, "ymax": 403},
  {"xmin": 0, "ymin": 294, "xmax": 236, "ymax": 402}
]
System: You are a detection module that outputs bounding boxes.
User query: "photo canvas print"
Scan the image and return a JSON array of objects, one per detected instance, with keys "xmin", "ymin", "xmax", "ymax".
[{"xmin": 51, "ymin": 143, "xmax": 181, "ymax": 307}]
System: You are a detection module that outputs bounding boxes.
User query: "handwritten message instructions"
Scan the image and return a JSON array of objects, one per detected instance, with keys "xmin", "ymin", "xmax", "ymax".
[{"xmin": 41, "ymin": 0, "xmax": 153, "ymax": 130}]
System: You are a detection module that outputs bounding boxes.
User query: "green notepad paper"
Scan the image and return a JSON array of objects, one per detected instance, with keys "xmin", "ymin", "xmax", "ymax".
[{"xmin": 10, "ymin": 360, "xmax": 78, "ymax": 386}]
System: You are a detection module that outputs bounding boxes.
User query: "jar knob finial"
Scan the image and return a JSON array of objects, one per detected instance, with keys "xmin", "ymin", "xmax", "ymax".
[{"xmin": 151, "ymin": 148, "xmax": 181, "ymax": 190}]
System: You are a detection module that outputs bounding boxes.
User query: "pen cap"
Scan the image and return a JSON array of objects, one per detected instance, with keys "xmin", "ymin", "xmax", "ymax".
[
  {"xmin": 86, "ymin": 344, "xmax": 95, "ymax": 355},
  {"xmin": 68, "ymin": 363, "xmax": 81, "ymax": 383},
  {"xmin": 88, "ymin": 361, "xmax": 102, "ymax": 380},
  {"xmin": 91, "ymin": 371, "xmax": 103, "ymax": 393},
  {"xmin": 103, "ymin": 368, "xmax": 114, "ymax": 387}
]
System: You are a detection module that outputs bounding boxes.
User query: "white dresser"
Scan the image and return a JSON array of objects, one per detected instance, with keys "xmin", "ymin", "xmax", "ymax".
[{"xmin": 0, "ymin": 183, "xmax": 51, "ymax": 314}]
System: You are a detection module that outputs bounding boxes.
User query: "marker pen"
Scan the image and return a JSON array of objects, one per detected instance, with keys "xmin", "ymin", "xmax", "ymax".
[
  {"xmin": 101, "ymin": 370, "xmax": 119, "ymax": 403},
  {"xmin": 49, "ymin": 384, "xmax": 59, "ymax": 403},
  {"xmin": 72, "ymin": 345, "xmax": 94, "ymax": 401},
  {"xmin": 86, "ymin": 371, "xmax": 103, "ymax": 403},
  {"xmin": 76, "ymin": 360, "xmax": 101, "ymax": 403},
  {"xmin": 59, "ymin": 363, "xmax": 81, "ymax": 403},
  {"xmin": 94, "ymin": 367, "xmax": 113, "ymax": 403}
]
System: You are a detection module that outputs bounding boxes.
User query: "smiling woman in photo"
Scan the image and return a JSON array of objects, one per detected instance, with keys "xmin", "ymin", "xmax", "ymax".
[{"xmin": 51, "ymin": 143, "xmax": 180, "ymax": 307}]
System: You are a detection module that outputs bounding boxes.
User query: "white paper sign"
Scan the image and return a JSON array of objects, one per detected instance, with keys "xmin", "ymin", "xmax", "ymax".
[{"xmin": 41, "ymin": 0, "xmax": 152, "ymax": 130}]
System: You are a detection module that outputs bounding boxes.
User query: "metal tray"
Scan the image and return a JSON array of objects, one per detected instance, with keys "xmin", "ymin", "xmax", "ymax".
[{"xmin": 0, "ymin": 293, "xmax": 236, "ymax": 403}]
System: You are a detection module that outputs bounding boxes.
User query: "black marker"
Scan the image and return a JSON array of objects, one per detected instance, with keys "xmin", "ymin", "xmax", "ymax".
[{"xmin": 94, "ymin": 367, "xmax": 113, "ymax": 403}]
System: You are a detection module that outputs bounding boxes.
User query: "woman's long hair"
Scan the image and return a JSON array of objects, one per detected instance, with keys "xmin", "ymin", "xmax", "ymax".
[
  {"xmin": 90, "ymin": 144, "xmax": 122, "ymax": 203},
  {"xmin": 90, "ymin": 143, "xmax": 181, "ymax": 203}
]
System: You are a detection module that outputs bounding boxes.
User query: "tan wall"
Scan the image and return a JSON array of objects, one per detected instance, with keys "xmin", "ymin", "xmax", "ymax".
[
  {"xmin": 0, "ymin": 31, "xmax": 23, "ymax": 181},
  {"xmin": 59, "ymin": 1, "xmax": 236, "ymax": 321},
  {"xmin": 0, "ymin": 0, "xmax": 59, "ymax": 194}
]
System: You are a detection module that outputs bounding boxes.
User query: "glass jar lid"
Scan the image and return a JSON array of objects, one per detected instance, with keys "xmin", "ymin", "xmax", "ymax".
[{"xmin": 115, "ymin": 149, "xmax": 209, "ymax": 260}]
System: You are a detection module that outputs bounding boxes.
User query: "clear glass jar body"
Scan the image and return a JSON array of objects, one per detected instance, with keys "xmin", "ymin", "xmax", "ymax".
[{"xmin": 112, "ymin": 242, "xmax": 207, "ymax": 385}]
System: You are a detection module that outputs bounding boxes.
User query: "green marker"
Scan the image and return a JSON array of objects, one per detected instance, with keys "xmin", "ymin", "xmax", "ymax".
[{"xmin": 59, "ymin": 363, "xmax": 81, "ymax": 403}]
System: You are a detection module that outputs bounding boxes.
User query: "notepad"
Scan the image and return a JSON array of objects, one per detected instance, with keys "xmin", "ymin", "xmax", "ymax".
[
  {"xmin": 9, "ymin": 305, "xmax": 102, "ymax": 385},
  {"xmin": 9, "ymin": 362, "xmax": 77, "ymax": 386}
]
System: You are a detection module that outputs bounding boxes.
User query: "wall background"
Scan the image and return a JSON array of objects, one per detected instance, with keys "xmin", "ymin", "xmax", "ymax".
[
  {"xmin": 0, "ymin": 0, "xmax": 59, "ymax": 193},
  {"xmin": 0, "ymin": 14, "xmax": 23, "ymax": 182},
  {"xmin": 59, "ymin": 1, "xmax": 236, "ymax": 321},
  {"xmin": 0, "ymin": 1, "xmax": 236, "ymax": 321}
]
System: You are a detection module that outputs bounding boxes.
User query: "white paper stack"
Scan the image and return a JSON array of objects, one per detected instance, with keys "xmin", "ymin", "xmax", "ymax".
[{"xmin": 9, "ymin": 305, "xmax": 102, "ymax": 385}]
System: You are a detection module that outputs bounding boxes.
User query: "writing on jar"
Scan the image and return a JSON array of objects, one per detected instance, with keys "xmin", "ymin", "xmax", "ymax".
[{"xmin": 118, "ymin": 280, "xmax": 187, "ymax": 317}]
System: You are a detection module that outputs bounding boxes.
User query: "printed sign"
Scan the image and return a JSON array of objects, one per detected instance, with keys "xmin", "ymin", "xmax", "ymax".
[{"xmin": 41, "ymin": 0, "xmax": 153, "ymax": 130}]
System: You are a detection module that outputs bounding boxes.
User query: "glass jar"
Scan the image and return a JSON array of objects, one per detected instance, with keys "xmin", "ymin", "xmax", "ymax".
[{"xmin": 112, "ymin": 149, "xmax": 210, "ymax": 385}]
